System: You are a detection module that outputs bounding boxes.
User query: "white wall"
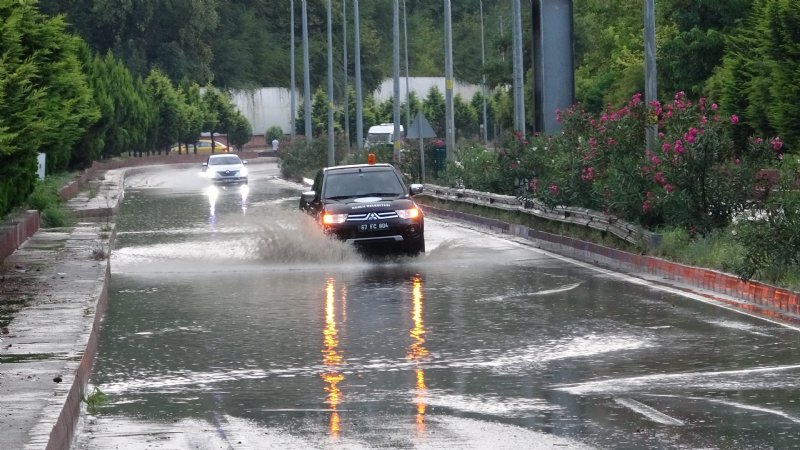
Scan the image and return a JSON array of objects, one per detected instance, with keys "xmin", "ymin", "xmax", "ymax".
[
  {"xmin": 230, "ymin": 88, "xmax": 293, "ymax": 136},
  {"xmin": 230, "ymin": 78, "xmax": 481, "ymax": 137},
  {"xmin": 373, "ymin": 77, "xmax": 480, "ymax": 102}
]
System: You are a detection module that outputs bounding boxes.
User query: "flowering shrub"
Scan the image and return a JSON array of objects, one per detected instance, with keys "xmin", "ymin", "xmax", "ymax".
[
  {"xmin": 732, "ymin": 157, "xmax": 800, "ymax": 281},
  {"xmin": 491, "ymin": 92, "xmax": 785, "ymax": 233}
]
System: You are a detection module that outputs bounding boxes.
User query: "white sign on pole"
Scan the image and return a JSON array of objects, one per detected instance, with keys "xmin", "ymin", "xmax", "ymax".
[{"xmin": 37, "ymin": 153, "xmax": 46, "ymax": 180}]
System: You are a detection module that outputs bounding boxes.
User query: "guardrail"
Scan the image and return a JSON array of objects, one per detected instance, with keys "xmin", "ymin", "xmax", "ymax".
[{"xmin": 421, "ymin": 184, "xmax": 661, "ymax": 248}]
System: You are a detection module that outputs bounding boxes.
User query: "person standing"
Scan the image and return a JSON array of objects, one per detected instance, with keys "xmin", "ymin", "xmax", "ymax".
[{"xmin": 272, "ymin": 138, "xmax": 279, "ymax": 152}]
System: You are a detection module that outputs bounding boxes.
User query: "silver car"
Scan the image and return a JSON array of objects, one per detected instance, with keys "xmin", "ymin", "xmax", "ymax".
[{"xmin": 202, "ymin": 154, "xmax": 249, "ymax": 184}]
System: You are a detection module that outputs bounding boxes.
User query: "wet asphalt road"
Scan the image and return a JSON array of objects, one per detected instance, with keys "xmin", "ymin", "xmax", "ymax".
[{"xmin": 76, "ymin": 161, "xmax": 800, "ymax": 449}]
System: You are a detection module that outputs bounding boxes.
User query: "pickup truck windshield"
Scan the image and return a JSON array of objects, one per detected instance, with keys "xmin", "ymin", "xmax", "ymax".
[{"xmin": 323, "ymin": 170, "xmax": 405, "ymax": 199}]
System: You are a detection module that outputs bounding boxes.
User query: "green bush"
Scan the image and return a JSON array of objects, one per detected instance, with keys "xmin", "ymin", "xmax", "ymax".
[
  {"xmin": 732, "ymin": 158, "xmax": 800, "ymax": 281},
  {"xmin": 25, "ymin": 173, "xmax": 74, "ymax": 227},
  {"xmin": 266, "ymin": 126, "xmax": 284, "ymax": 142},
  {"xmin": 278, "ymin": 137, "xmax": 350, "ymax": 181}
]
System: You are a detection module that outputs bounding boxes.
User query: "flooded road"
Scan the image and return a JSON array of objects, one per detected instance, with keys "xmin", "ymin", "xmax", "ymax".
[{"xmin": 77, "ymin": 161, "xmax": 800, "ymax": 449}]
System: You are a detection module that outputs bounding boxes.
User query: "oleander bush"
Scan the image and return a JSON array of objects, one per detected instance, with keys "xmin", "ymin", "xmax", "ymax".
[{"xmin": 441, "ymin": 92, "xmax": 795, "ymax": 286}]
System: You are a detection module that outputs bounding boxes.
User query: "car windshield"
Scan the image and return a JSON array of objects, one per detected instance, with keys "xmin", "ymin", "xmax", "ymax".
[
  {"xmin": 323, "ymin": 170, "xmax": 405, "ymax": 199},
  {"xmin": 366, "ymin": 133, "xmax": 390, "ymax": 144},
  {"xmin": 208, "ymin": 156, "xmax": 241, "ymax": 166}
]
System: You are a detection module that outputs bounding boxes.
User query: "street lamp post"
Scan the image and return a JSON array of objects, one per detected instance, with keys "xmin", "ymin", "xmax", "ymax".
[
  {"xmin": 290, "ymin": 0, "xmax": 296, "ymax": 142},
  {"xmin": 644, "ymin": 0, "xmax": 657, "ymax": 151},
  {"xmin": 480, "ymin": 0, "xmax": 488, "ymax": 143},
  {"xmin": 393, "ymin": 0, "xmax": 401, "ymax": 162},
  {"xmin": 444, "ymin": 0, "xmax": 455, "ymax": 159},
  {"xmin": 343, "ymin": 0, "xmax": 350, "ymax": 149},
  {"xmin": 327, "ymin": 0, "xmax": 335, "ymax": 166},
  {"xmin": 354, "ymin": 0, "xmax": 364, "ymax": 151},
  {"xmin": 512, "ymin": 0, "xmax": 525, "ymax": 136},
  {"xmin": 403, "ymin": 0, "xmax": 410, "ymax": 130},
  {"xmin": 302, "ymin": 0, "xmax": 312, "ymax": 142}
]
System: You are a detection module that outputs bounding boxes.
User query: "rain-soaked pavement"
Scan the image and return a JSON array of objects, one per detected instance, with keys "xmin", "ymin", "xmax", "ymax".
[{"xmin": 76, "ymin": 161, "xmax": 800, "ymax": 449}]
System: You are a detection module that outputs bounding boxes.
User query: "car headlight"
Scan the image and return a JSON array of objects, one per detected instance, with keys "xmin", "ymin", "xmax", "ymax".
[
  {"xmin": 322, "ymin": 212, "xmax": 348, "ymax": 225},
  {"xmin": 239, "ymin": 167, "xmax": 248, "ymax": 177},
  {"xmin": 395, "ymin": 206, "xmax": 420, "ymax": 220}
]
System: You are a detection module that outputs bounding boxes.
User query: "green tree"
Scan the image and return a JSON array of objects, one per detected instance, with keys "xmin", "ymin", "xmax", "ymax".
[
  {"xmin": 145, "ymin": 69, "xmax": 186, "ymax": 154},
  {"xmin": 659, "ymin": 0, "xmax": 753, "ymax": 97},
  {"xmin": 714, "ymin": 0, "xmax": 799, "ymax": 151},
  {"xmin": 423, "ymin": 86, "xmax": 446, "ymax": 136},
  {"xmin": 202, "ymin": 86, "xmax": 238, "ymax": 152},
  {"xmin": 454, "ymin": 93, "xmax": 478, "ymax": 140},
  {"xmin": 177, "ymin": 81, "xmax": 206, "ymax": 154},
  {"xmin": 1, "ymin": 0, "xmax": 99, "ymax": 216},
  {"xmin": 227, "ymin": 114, "xmax": 253, "ymax": 151}
]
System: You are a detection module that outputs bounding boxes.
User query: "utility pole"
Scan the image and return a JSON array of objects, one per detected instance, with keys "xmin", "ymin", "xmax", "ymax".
[
  {"xmin": 480, "ymin": 0, "xmax": 488, "ymax": 143},
  {"xmin": 354, "ymin": 0, "xmax": 364, "ymax": 151},
  {"xmin": 403, "ymin": 0, "xmax": 410, "ymax": 130},
  {"xmin": 444, "ymin": 0, "xmax": 455, "ymax": 159},
  {"xmin": 290, "ymin": 0, "xmax": 296, "ymax": 142},
  {"xmin": 343, "ymin": 0, "xmax": 350, "ymax": 149},
  {"xmin": 644, "ymin": 0, "xmax": 657, "ymax": 151},
  {"xmin": 393, "ymin": 0, "xmax": 401, "ymax": 162},
  {"xmin": 302, "ymin": 0, "xmax": 312, "ymax": 142},
  {"xmin": 512, "ymin": 0, "xmax": 525, "ymax": 136},
  {"xmin": 327, "ymin": 0, "xmax": 335, "ymax": 166}
]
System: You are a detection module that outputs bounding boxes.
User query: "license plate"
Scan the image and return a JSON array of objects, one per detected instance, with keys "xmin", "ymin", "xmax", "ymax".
[{"xmin": 359, "ymin": 222, "xmax": 389, "ymax": 231}]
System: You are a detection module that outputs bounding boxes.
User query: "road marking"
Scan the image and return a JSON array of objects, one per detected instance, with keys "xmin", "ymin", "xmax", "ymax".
[{"xmin": 614, "ymin": 397, "xmax": 684, "ymax": 426}]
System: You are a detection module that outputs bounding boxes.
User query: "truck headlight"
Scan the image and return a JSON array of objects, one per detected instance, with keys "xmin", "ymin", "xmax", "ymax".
[
  {"xmin": 322, "ymin": 212, "xmax": 348, "ymax": 225},
  {"xmin": 396, "ymin": 207, "xmax": 420, "ymax": 220}
]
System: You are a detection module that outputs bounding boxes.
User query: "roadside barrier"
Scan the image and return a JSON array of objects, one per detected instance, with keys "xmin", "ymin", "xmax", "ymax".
[
  {"xmin": 419, "ymin": 185, "xmax": 800, "ymax": 325},
  {"xmin": 422, "ymin": 184, "xmax": 662, "ymax": 248}
]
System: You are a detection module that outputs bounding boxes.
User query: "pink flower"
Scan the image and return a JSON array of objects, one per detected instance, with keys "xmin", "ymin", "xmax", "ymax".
[
  {"xmin": 529, "ymin": 178, "xmax": 539, "ymax": 192},
  {"xmin": 662, "ymin": 142, "xmax": 672, "ymax": 153},
  {"xmin": 674, "ymin": 140, "xmax": 685, "ymax": 154},
  {"xmin": 684, "ymin": 129, "xmax": 697, "ymax": 144},
  {"xmin": 653, "ymin": 172, "xmax": 667, "ymax": 186},
  {"xmin": 581, "ymin": 167, "xmax": 596, "ymax": 181},
  {"xmin": 549, "ymin": 183, "xmax": 560, "ymax": 195},
  {"xmin": 664, "ymin": 184, "xmax": 674, "ymax": 194},
  {"xmin": 607, "ymin": 138, "xmax": 617, "ymax": 146},
  {"xmin": 649, "ymin": 154, "xmax": 662, "ymax": 166},
  {"xmin": 754, "ymin": 137, "xmax": 764, "ymax": 145},
  {"xmin": 771, "ymin": 137, "xmax": 783, "ymax": 152},
  {"xmin": 730, "ymin": 114, "xmax": 739, "ymax": 124},
  {"xmin": 711, "ymin": 103, "xmax": 719, "ymax": 111}
]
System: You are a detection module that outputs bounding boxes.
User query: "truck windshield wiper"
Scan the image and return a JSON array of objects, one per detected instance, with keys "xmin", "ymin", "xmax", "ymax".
[
  {"xmin": 325, "ymin": 195, "xmax": 357, "ymax": 200},
  {"xmin": 362, "ymin": 192, "xmax": 401, "ymax": 197}
]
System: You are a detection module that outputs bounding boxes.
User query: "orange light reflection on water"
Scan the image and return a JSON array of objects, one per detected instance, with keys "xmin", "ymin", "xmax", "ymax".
[
  {"xmin": 322, "ymin": 278, "xmax": 344, "ymax": 438},
  {"xmin": 407, "ymin": 275, "xmax": 428, "ymax": 433}
]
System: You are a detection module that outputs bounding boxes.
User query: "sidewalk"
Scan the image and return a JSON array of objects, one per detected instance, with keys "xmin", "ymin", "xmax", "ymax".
[{"xmin": 0, "ymin": 170, "xmax": 123, "ymax": 450}]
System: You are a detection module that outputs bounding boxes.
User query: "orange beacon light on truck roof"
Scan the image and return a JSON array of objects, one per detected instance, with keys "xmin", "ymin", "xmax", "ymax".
[{"xmin": 367, "ymin": 153, "xmax": 376, "ymax": 165}]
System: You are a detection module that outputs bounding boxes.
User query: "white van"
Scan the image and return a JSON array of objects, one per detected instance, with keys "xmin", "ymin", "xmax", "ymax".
[{"xmin": 366, "ymin": 123, "xmax": 404, "ymax": 147}]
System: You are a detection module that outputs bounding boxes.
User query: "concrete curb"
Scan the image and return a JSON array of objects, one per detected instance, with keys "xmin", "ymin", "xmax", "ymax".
[
  {"xmin": 0, "ymin": 211, "xmax": 40, "ymax": 263},
  {"xmin": 421, "ymin": 204, "xmax": 800, "ymax": 325}
]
